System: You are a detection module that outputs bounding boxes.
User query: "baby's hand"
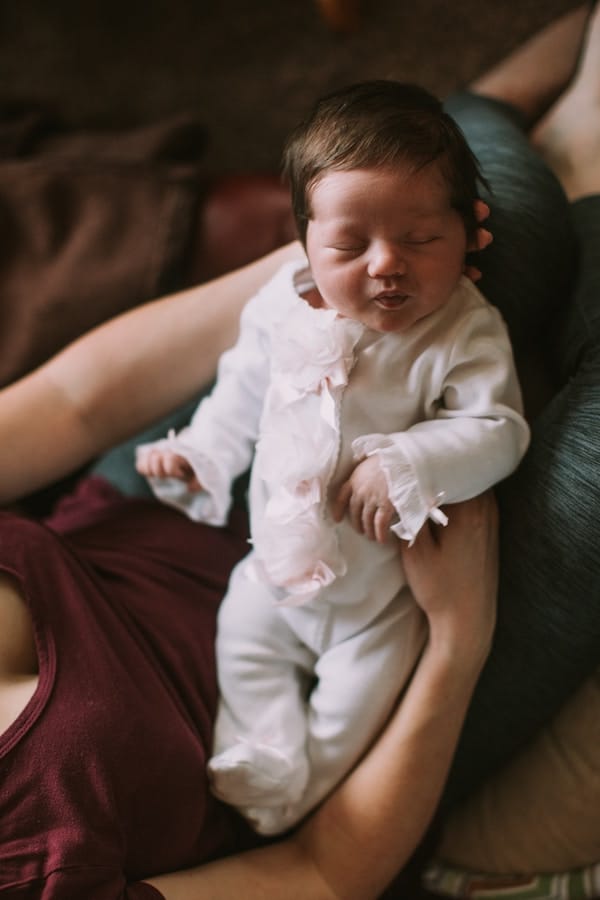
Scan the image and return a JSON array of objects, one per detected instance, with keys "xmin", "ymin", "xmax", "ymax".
[
  {"xmin": 331, "ymin": 455, "xmax": 395, "ymax": 543},
  {"xmin": 136, "ymin": 448, "xmax": 203, "ymax": 492}
]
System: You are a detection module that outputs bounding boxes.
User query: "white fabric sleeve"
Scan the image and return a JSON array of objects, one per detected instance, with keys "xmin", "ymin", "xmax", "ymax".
[
  {"xmin": 352, "ymin": 305, "xmax": 530, "ymax": 542},
  {"xmin": 136, "ymin": 281, "xmax": 276, "ymax": 524}
]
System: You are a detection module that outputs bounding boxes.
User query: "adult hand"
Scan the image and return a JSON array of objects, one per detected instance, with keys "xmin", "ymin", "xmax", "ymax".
[
  {"xmin": 400, "ymin": 491, "xmax": 498, "ymax": 664},
  {"xmin": 136, "ymin": 448, "xmax": 204, "ymax": 492},
  {"xmin": 464, "ymin": 199, "xmax": 493, "ymax": 283},
  {"xmin": 331, "ymin": 455, "xmax": 395, "ymax": 543}
]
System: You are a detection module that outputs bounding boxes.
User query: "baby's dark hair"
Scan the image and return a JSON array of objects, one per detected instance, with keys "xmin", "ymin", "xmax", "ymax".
[{"xmin": 282, "ymin": 80, "xmax": 489, "ymax": 245}]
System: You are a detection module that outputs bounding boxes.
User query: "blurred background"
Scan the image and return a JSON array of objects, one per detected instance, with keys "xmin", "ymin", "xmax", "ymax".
[{"xmin": 0, "ymin": 0, "xmax": 579, "ymax": 174}]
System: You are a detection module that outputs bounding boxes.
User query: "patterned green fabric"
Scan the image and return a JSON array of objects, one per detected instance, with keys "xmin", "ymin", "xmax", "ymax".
[{"xmin": 423, "ymin": 860, "xmax": 600, "ymax": 899}]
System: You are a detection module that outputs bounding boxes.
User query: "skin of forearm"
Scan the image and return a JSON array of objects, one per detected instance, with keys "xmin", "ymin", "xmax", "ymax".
[
  {"xmin": 146, "ymin": 841, "xmax": 336, "ymax": 900},
  {"xmin": 0, "ymin": 242, "xmax": 303, "ymax": 503}
]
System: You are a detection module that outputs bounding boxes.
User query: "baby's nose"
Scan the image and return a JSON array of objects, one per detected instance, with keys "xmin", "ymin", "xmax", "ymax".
[{"xmin": 367, "ymin": 243, "xmax": 407, "ymax": 278}]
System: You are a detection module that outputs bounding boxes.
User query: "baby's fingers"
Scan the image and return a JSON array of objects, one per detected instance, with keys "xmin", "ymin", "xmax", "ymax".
[
  {"xmin": 168, "ymin": 456, "xmax": 193, "ymax": 480},
  {"xmin": 164, "ymin": 456, "xmax": 204, "ymax": 491},
  {"xmin": 361, "ymin": 503, "xmax": 378, "ymax": 541},
  {"xmin": 348, "ymin": 493, "xmax": 366, "ymax": 534},
  {"xmin": 136, "ymin": 448, "xmax": 167, "ymax": 479},
  {"xmin": 135, "ymin": 451, "xmax": 151, "ymax": 476}
]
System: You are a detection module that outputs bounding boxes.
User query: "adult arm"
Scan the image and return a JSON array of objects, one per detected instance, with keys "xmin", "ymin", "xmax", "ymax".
[
  {"xmin": 0, "ymin": 242, "xmax": 303, "ymax": 504},
  {"xmin": 146, "ymin": 492, "xmax": 498, "ymax": 900}
]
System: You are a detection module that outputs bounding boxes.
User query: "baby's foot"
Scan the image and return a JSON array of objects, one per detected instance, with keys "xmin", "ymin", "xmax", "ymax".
[
  {"xmin": 207, "ymin": 740, "xmax": 308, "ymax": 807},
  {"xmin": 242, "ymin": 801, "xmax": 300, "ymax": 836}
]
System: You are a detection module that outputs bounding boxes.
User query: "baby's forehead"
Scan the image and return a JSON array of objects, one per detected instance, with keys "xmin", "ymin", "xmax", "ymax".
[
  {"xmin": 309, "ymin": 164, "xmax": 454, "ymax": 217},
  {"xmin": 313, "ymin": 159, "xmax": 451, "ymax": 191}
]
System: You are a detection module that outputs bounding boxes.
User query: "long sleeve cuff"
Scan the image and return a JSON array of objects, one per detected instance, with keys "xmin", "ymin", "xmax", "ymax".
[
  {"xmin": 352, "ymin": 433, "xmax": 448, "ymax": 543},
  {"xmin": 136, "ymin": 431, "xmax": 233, "ymax": 525}
]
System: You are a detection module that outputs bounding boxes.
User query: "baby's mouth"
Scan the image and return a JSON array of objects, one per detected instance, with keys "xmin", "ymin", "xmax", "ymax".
[{"xmin": 373, "ymin": 292, "xmax": 410, "ymax": 310}]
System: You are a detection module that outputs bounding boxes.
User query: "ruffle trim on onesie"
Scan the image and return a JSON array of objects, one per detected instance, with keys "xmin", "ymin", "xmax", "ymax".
[
  {"xmin": 245, "ymin": 296, "xmax": 365, "ymax": 606},
  {"xmin": 351, "ymin": 434, "xmax": 448, "ymax": 545}
]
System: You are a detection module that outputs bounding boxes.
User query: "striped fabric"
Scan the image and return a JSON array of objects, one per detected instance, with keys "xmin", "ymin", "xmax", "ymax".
[{"xmin": 422, "ymin": 860, "xmax": 600, "ymax": 899}]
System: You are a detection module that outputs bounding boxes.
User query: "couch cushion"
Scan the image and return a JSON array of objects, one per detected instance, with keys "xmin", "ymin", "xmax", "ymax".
[{"xmin": 438, "ymin": 667, "xmax": 600, "ymax": 873}]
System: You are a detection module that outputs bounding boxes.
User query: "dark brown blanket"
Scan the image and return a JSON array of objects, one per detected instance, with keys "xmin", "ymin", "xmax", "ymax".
[{"xmin": 0, "ymin": 105, "xmax": 207, "ymax": 386}]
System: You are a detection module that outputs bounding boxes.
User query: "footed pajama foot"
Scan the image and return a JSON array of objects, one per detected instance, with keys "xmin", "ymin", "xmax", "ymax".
[
  {"xmin": 241, "ymin": 800, "xmax": 303, "ymax": 836},
  {"xmin": 207, "ymin": 740, "xmax": 309, "ymax": 809}
]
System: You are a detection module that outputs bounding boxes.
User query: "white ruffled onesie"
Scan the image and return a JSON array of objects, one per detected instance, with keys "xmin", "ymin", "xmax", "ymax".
[{"xmin": 139, "ymin": 259, "xmax": 530, "ymax": 834}]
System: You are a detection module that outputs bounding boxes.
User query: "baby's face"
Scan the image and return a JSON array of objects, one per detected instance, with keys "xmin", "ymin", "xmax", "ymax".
[{"xmin": 304, "ymin": 163, "xmax": 468, "ymax": 334}]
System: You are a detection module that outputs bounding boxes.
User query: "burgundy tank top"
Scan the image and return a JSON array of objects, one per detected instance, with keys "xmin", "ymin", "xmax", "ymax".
[{"xmin": 0, "ymin": 477, "xmax": 250, "ymax": 898}]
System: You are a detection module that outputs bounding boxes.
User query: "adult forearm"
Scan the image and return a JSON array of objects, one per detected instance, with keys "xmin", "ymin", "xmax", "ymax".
[
  {"xmin": 145, "ymin": 643, "xmax": 486, "ymax": 900},
  {"xmin": 0, "ymin": 242, "xmax": 302, "ymax": 503}
]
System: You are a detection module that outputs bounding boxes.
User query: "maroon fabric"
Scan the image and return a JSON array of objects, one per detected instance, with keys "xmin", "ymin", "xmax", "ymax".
[{"xmin": 0, "ymin": 477, "xmax": 250, "ymax": 897}]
